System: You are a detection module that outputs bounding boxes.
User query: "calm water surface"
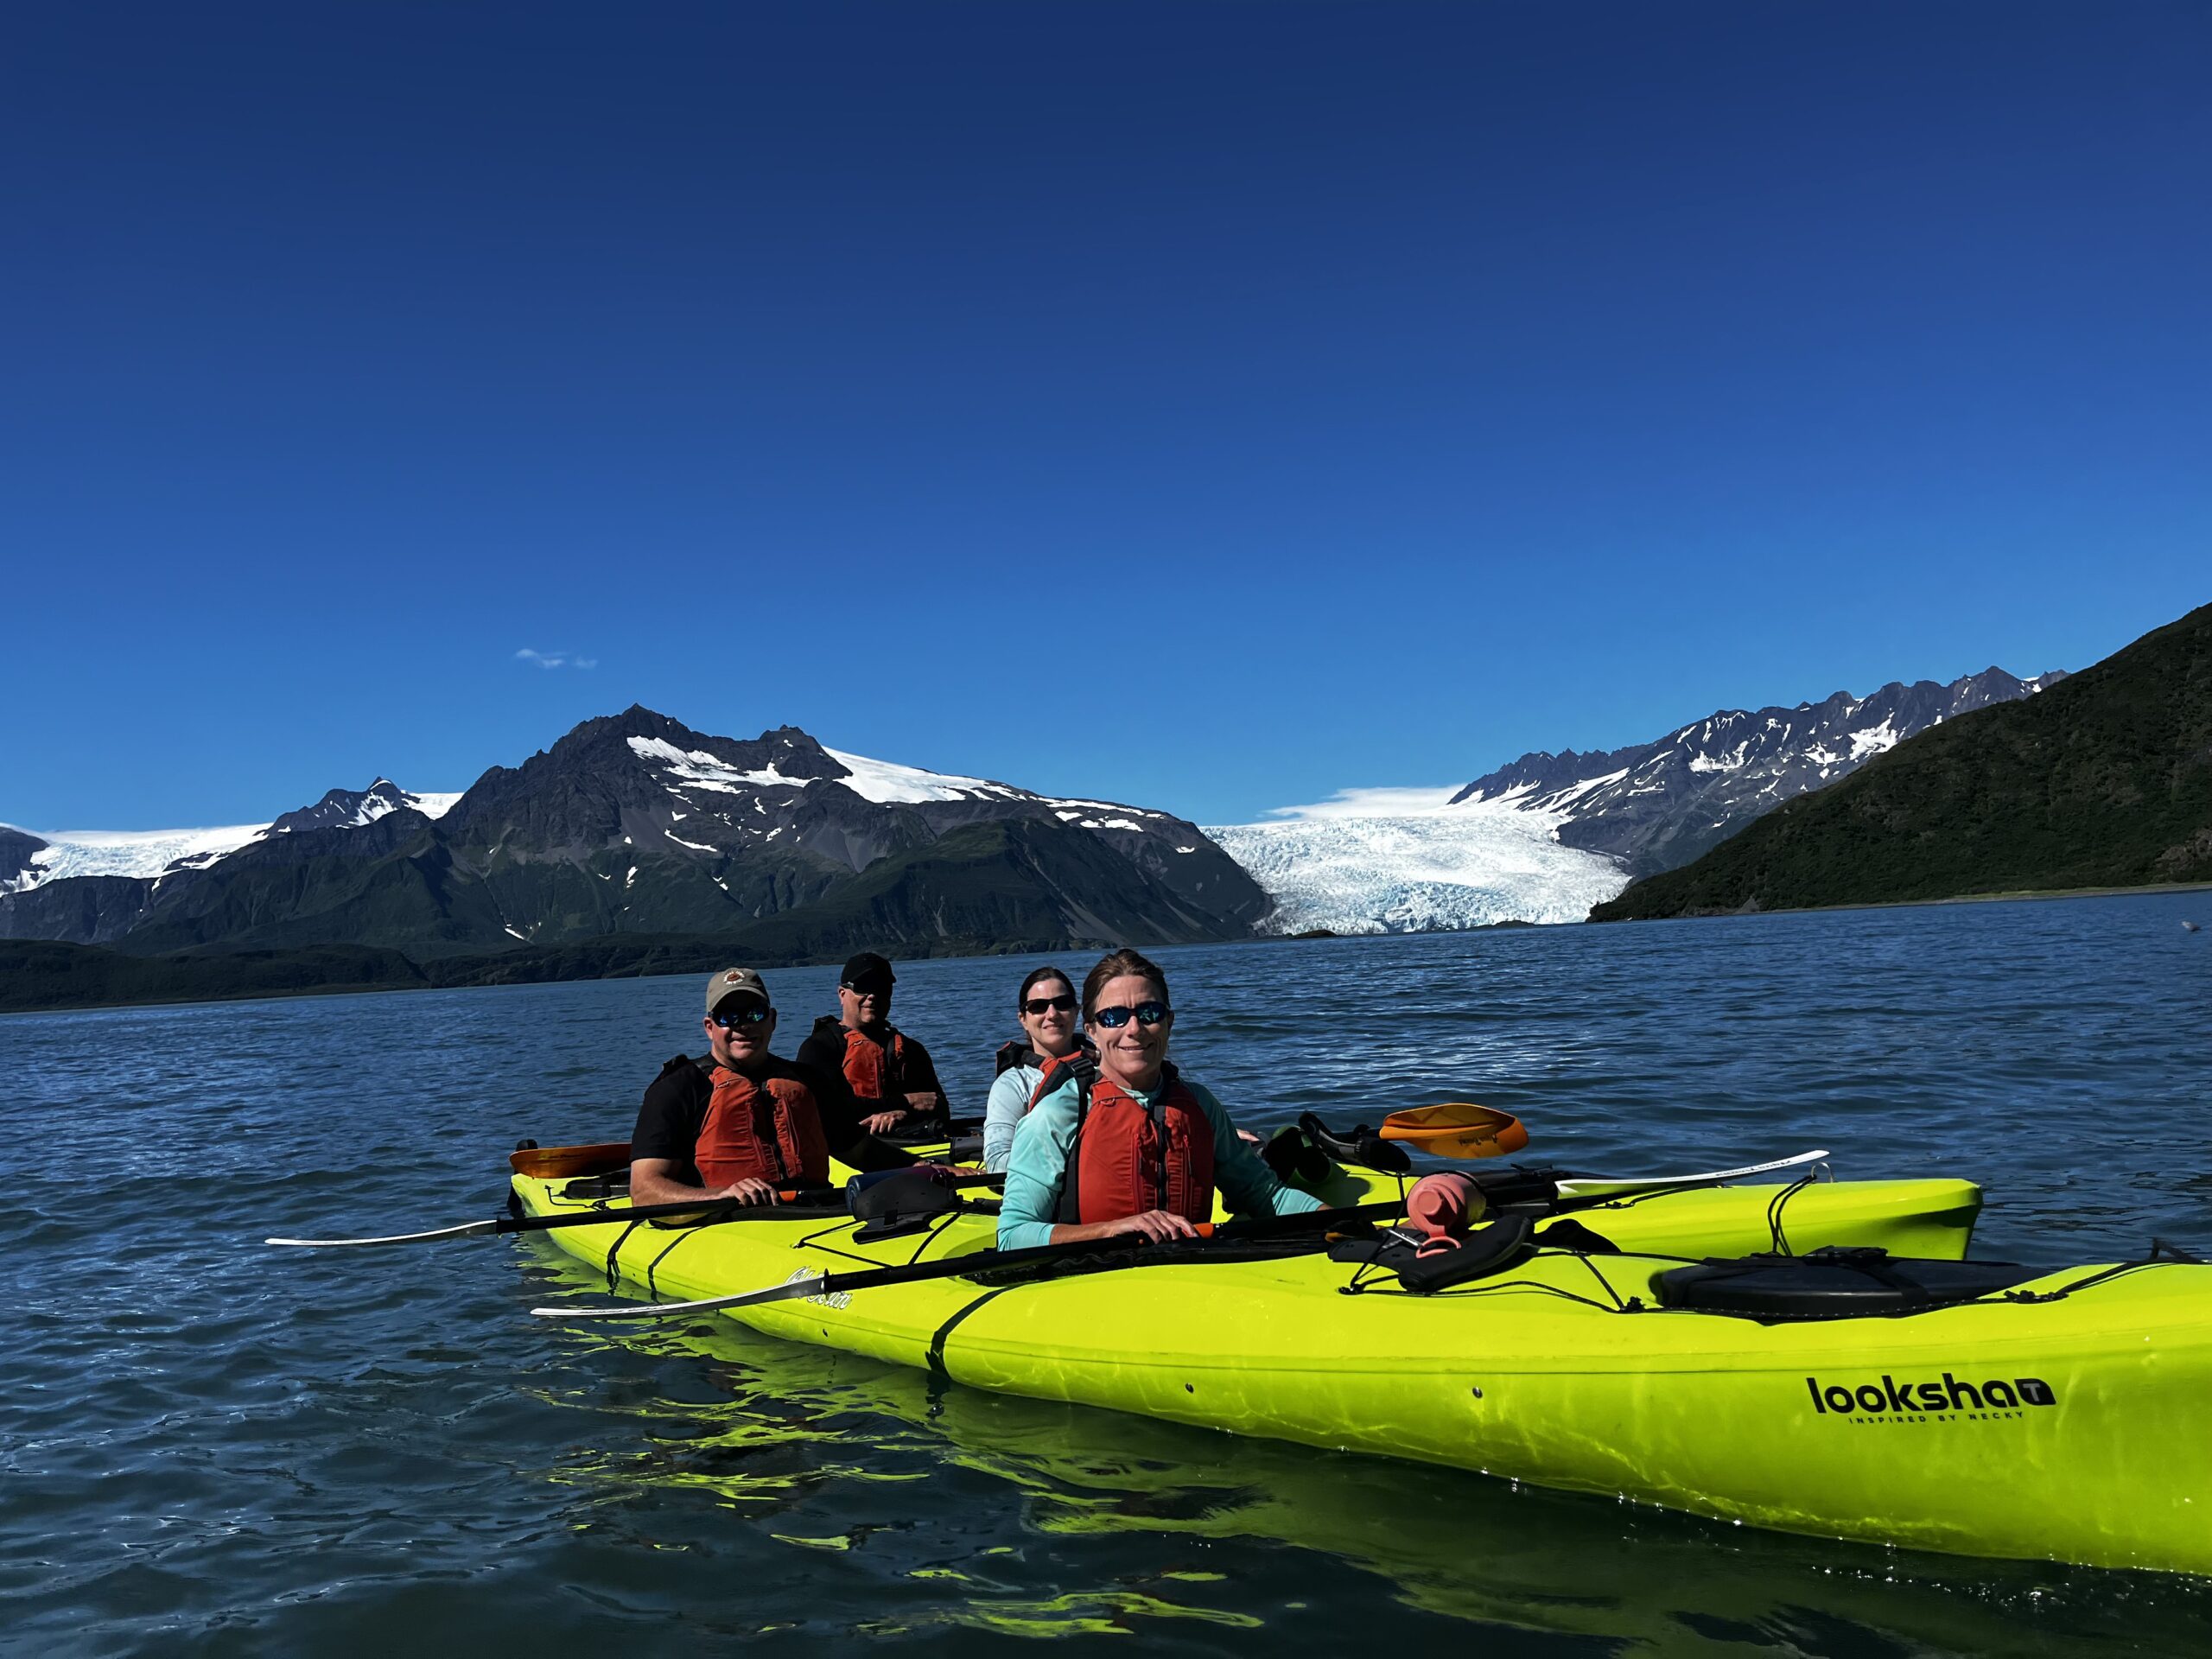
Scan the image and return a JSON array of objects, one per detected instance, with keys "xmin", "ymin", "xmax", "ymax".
[{"xmin": 3, "ymin": 894, "xmax": 2209, "ymax": 1655}]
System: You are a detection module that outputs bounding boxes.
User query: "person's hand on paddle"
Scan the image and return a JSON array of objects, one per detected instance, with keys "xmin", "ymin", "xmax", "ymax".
[
  {"xmin": 710, "ymin": 1177, "xmax": 780, "ymax": 1206},
  {"xmin": 861, "ymin": 1110, "xmax": 908, "ymax": 1135},
  {"xmin": 1094, "ymin": 1208, "xmax": 1202, "ymax": 1243}
]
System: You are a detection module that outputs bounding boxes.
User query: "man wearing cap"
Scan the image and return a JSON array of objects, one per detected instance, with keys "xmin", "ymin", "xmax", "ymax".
[
  {"xmin": 629, "ymin": 967, "xmax": 918, "ymax": 1210},
  {"xmin": 798, "ymin": 951, "xmax": 952, "ymax": 1137}
]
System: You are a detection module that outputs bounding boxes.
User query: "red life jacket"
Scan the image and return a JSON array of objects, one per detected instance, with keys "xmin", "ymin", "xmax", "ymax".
[
  {"xmin": 827, "ymin": 1020, "xmax": 908, "ymax": 1103},
  {"xmin": 696, "ymin": 1065, "xmax": 830, "ymax": 1189},
  {"xmin": 1027, "ymin": 1055, "xmax": 1216, "ymax": 1225}
]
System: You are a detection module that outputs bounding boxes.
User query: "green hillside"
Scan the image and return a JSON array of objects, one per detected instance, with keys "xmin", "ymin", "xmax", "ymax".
[{"xmin": 1592, "ymin": 601, "xmax": 2212, "ymax": 920}]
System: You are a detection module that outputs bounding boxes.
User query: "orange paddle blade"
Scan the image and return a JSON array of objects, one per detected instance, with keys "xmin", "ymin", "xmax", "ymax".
[
  {"xmin": 509, "ymin": 1141, "xmax": 632, "ymax": 1179},
  {"xmin": 1378, "ymin": 1103, "xmax": 1528, "ymax": 1160}
]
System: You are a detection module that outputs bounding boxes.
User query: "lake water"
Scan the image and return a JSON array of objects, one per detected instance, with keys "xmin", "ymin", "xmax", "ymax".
[{"xmin": 3, "ymin": 893, "xmax": 2209, "ymax": 1654}]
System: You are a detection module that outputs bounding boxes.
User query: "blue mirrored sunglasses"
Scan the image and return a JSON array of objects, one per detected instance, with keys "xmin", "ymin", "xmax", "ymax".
[
  {"xmin": 712, "ymin": 1005, "xmax": 772, "ymax": 1029},
  {"xmin": 1089, "ymin": 1001, "xmax": 1170, "ymax": 1029}
]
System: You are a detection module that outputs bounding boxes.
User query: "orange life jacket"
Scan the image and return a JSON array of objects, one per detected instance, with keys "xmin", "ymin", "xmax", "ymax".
[
  {"xmin": 835, "ymin": 1023, "xmax": 909, "ymax": 1103},
  {"xmin": 1027, "ymin": 1054, "xmax": 1216, "ymax": 1225},
  {"xmin": 696, "ymin": 1065, "xmax": 830, "ymax": 1189}
]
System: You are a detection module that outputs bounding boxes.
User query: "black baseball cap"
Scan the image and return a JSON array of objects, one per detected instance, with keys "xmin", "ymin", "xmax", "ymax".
[{"xmin": 840, "ymin": 951, "xmax": 895, "ymax": 990}]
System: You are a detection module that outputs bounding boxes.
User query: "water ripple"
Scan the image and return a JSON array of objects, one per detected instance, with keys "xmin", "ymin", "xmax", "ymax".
[{"xmin": 3, "ymin": 893, "xmax": 2209, "ymax": 1652}]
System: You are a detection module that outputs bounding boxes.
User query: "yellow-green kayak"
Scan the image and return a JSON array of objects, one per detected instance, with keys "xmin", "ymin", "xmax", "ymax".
[{"xmin": 514, "ymin": 1163, "xmax": 2212, "ymax": 1575}]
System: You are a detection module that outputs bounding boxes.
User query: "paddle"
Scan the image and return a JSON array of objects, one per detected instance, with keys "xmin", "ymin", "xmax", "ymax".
[
  {"xmin": 531, "ymin": 1199, "xmax": 1412, "ymax": 1322},
  {"xmin": 1549, "ymin": 1148, "xmax": 1830, "ymax": 1202},
  {"xmin": 266, "ymin": 1189, "xmax": 853, "ymax": 1248},
  {"xmin": 271, "ymin": 1162, "xmax": 1007, "ymax": 1249},
  {"xmin": 1376, "ymin": 1103, "xmax": 1529, "ymax": 1160},
  {"xmin": 1440, "ymin": 1148, "xmax": 1831, "ymax": 1212}
]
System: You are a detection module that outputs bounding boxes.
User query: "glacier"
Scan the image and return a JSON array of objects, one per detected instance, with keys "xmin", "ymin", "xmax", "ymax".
[
  {"xmin": 3, "ymin": 823, "xmax": 273, "ymax": 892},
  {"xmin": 1, "ymin": 784, "xmax": 460, "ymax": 896},
  {"xmin": 1208, "ymin": 786, "xmax": 1629, "ymax": 934}
]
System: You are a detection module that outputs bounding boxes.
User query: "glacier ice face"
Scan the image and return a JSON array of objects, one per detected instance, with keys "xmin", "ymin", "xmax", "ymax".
[
  {"xmin": 1208, "ymin": 790, "xmax": 1629, "ymax": 934},
  {"xmin": 2, "ymin": 823, "xmax": 271, "ymax": 892},
  {"xmin": 3, "ymin": 779, "xmax": 461, "ymax": 895}
]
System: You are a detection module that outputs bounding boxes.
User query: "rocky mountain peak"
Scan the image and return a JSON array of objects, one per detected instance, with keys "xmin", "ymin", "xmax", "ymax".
[
  {"xmin": 264, "ymin": 778, "xmax": 434, "ymax": 836},
  {"xmin": 1454, "ymin": 665, "xmax": 2066, "ymax": 877}
]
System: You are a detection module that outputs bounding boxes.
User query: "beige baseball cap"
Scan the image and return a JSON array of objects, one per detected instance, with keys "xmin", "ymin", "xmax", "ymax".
[{"xmin": 705, "ymin": 966, "xmax": 771, "ymax": 1014}]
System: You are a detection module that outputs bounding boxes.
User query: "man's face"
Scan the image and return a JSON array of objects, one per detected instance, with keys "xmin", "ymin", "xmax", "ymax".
[
  {"xmin": 838, "ymin": 979, "xmax": 893, "ymax": 1028},
  {"xmin": 704, "ymin": 997, "xmax": 776, "ymax": 1067}
]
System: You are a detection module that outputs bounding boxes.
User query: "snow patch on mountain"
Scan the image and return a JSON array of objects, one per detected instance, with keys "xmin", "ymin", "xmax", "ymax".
[
  {"xmin": 628, "ymin": 733, "xmax": 1166, "ymax": 819},
  {"xmin": 1209, "ymin": 788, "xmax": 1629, "ymax": 934},
  {"xmin": 626, "ymin": 736, "xmax": 798, "ymax": 793},
  {"xmin": 821, "ymin": 747, "xmax": 1021, "ymax": 804}
]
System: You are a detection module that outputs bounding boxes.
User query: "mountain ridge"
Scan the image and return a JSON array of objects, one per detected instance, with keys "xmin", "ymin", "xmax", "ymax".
[
  {"xmin": 1591, "ymin": 606, "xmax": 2212, "ymax": 919},
  {"xmin": 1456, "ymin": 667, "xmax": 2067, "ymax": 877},
  {"xmin": 0, "ymin": 707, "xmax": 1268, "ymax": 966},
  {"xmin": 1208, "ymin": 664, "xmax": 2062, "ymax": 936}
]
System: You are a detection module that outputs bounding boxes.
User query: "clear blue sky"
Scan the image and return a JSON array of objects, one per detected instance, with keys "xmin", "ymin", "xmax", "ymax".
[{"xmin": 4, "ymin": 3, "xmax": 2206, "ymax": 830}]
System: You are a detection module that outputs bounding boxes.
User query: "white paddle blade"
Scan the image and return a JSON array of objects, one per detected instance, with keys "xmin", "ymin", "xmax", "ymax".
[
  {"xmin": 1553, "ymin": 1149, "xmax": 1830, "ymax": 1201},
  {"xmin": 265, "ymin": 1219, "xmax": 501, "ymax": 1247},
  {"xmin": 531, "ymin": 1276, "xmax": 821, "ymax": 1321}
]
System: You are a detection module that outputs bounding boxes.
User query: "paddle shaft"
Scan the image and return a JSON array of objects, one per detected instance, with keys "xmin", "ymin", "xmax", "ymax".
[
  {"xmin": 533, "ymin": 1198, "xmax": 1412, "ymax": 1319},
  {"xmin": 496, "ymin": 1190, "xmax": 847, "ymax": 1233},
  {"xmin": 811, "ymin": 1199, "xmax": 1407, "ymax": 1294}
]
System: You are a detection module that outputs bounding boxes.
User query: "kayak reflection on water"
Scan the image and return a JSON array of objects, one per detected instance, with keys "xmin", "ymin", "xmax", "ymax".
[{"xmin": 532, "ymin": 1281, "xmax": 2209, "ymax": 1651}]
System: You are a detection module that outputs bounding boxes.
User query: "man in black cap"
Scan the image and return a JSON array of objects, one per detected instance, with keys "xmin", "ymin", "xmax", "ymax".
[
  {"xmin": 797, "ymin": 951, "xmax": 951, "ymax": 1136},
  {"xmin": 629, "ymin": 965, "xmax": 918, "ymax": 1209}
]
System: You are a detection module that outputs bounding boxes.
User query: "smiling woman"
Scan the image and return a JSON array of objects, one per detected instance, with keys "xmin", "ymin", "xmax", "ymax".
[
  {"xmin": 995, "ymin": 948, "xmax": 1325, "ymax": 1248},
  {"xmin": 982, "ymin": 964, "xmax": 1089, "ymax": 1172}
]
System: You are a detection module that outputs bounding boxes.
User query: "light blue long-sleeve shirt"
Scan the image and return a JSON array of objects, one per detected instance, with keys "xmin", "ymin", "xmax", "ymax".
[
  {"xmin": 997, "ymin": 1071, "xmax": 1323, "ymax": 1249},
  {"xmin": 982, "ymin": 1065, "xmax": 1041, "ymax": 1173}
]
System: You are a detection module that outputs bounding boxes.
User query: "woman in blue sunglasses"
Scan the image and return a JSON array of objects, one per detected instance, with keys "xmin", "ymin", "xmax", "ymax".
[{"xmin": 997, "ymin": 948, "xmax": 1323, "ymax": 1249}]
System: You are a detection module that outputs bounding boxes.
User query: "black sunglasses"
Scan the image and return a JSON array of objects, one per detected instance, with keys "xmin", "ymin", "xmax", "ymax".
[
  {"xmin": 711, "ymin": 1005, "xmax": 772, "ymax": 1029},
  {"xmin": 1090, "ymin": 1001, "xmax": 1170, "ymax": 1029},
  {"xmin": 1021, "ymin": 994, "xmax": 1077, "ymax": 1015}
]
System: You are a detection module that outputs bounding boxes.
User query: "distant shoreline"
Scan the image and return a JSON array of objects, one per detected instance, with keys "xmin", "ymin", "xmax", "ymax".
[
  {"xmin": 7, "ymin": 876, "xmax": 2207, "ymax": 1018},
  {"xmin": 1586, "ymin": 877, "xmax": 2212, "ymax": 926}
]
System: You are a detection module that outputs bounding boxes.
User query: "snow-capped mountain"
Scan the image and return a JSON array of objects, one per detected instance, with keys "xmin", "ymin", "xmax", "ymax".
[
  {"xmin": 1210, "ymin": 666, "xmax": 2063, "ymax": 935},
  {"xmin": 1, "ymin": 708, "xmax": 1265, "ymax": 958},
  {"xmin": 1456, "ymin": 668, "xmax": 2066, "ymax": 875},
  {"xmin": 264, "ymin": 779, "xmax": 462, "ymax": 836},
  {"xmin": 0, "ymin": 780, "xmax": 461, "ymax": 898}
]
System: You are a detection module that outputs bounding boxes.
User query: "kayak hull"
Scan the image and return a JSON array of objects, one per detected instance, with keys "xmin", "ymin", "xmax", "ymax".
[{"xmin": 513, "ymin": 1171, "xmax": 2212, "ymax": 1574}]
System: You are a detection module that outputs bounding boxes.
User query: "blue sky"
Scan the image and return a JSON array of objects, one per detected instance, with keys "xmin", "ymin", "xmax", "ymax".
[{"xmin": 4, "ymin": 2, "xmax": 2207, "ymax": 830}]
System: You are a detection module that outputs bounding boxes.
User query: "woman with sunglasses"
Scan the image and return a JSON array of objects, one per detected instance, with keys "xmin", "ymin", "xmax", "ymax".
[
  {"xmin": 997, "ymin": 948, "xmax": 1323, "ymax": 1248},
  {"xmin": 981, "ymin": 967, "xmax": 1090, "ymax": 1173}
]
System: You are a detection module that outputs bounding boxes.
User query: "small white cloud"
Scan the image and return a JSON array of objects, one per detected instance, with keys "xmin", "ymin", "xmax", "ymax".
[
  {"xmin": 514, "ymin": 649, "xmax": 596, "ymax": 670},
  {"xmin": 1261, "ymin": 785, "xmax": 1467, "ymax": 822}
]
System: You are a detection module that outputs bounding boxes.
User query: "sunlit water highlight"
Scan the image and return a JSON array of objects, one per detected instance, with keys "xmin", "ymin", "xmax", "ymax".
[{"xmin": 3, "ymin": 892, "xmax": 2209, "ymax": 1653}]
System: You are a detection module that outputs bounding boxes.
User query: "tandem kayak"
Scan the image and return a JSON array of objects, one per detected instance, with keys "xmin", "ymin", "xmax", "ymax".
[{"xmin": 508, "ymin": 1162, "xmax": 2196, "ymax": 1574}]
